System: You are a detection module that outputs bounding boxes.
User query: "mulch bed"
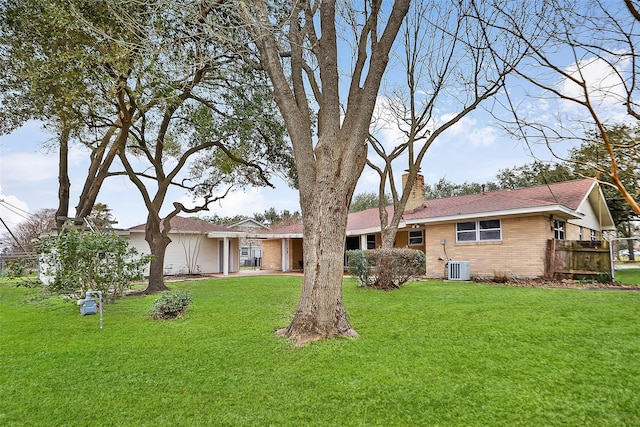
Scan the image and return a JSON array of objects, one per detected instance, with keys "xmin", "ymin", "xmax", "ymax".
[{"xmin": 471, "ymin": 277, "xmax": 640, "ymax": 291}]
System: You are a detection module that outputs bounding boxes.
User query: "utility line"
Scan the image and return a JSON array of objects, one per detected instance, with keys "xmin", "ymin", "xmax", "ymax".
[
  {"xmin": 0, "ymin": 199, "xmax": 32, "ymax": 221},
  {"xmin": 0, "ymin": 216, "xmax": 29, "ymax": 253}
]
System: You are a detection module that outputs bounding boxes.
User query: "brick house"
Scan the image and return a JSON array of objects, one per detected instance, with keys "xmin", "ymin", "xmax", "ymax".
[{"xmin": 258, "ymin": 178, "xmax": 615, "ymax": 279}]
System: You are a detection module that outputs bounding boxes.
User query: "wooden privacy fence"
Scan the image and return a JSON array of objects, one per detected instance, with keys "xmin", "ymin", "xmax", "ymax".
[{"xmin": 545, "ymin": 240, "xmax": 611, "ymax": 280}]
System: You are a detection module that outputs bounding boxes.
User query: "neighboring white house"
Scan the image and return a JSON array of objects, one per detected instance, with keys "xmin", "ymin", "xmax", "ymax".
[{"xmin": 126, "ymin": 216, "xmax": 245, "ymax": 276}]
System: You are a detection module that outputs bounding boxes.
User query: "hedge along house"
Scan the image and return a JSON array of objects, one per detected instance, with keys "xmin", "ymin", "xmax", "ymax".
[
  {"xmin": 126, "ymin": 216, "xmax": 243, "ymax": 276},
  {"xmin": 259, "ymin": 177, "xmax": 615, "ymax": 280}
]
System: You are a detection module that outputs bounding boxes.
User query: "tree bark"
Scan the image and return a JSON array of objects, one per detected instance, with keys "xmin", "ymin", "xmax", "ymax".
[
  {"xmin": 277, "ymin": 142, "xmax": 365, "ymax": 344},
  {"xmin": 75, "ymin": 124, "xmax": 127, "ymax": 219},
  {"xmin": 241, "ymin": 0, "xmax": 410, "ymax": 345},
  {"xmin": 55, "ymin": 122, "xmax": 71, "ymax": 230},
  {"xmin": 143, "ymin": 215, "xmax": 171, "ymax": 294}
]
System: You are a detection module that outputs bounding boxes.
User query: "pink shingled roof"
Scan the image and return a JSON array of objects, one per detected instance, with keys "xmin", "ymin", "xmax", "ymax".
[
  {"xmin": 266, "ymin": 223, "xmax": 304, "ymax": 235},
  {"xmin": 129, "ymin": 216, "xmax": 234, "ymax": 233},
  {"xmin": 343, "ymin": 179, "xmax": 596, "ymax": 232},
  {"xmin": 405, "ymin": 178, "xmax": 595, "ymax": 220},
  {"xmin": 346, "ymin": 205, "xmax": 394, "ymax": 231}
]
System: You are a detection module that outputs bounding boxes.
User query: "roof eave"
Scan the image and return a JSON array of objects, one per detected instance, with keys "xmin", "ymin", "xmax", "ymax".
[
  {"xmin": 254, "ymin": 233, "xmax": 304, "ymax": 239},
  {"xmin": 403, "ymin": 205, "xmax": 582, "ymax": 225},
  {"xmin": 205, "ymin": 232, "xmax": 245, "ymax": 238}
]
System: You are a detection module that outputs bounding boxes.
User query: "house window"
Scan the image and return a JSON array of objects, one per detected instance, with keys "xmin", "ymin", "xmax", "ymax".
[
  {"xmin": 579, "ymin": 226, "xmax": 583, "ymax": 241},
  {"xmin": 240, "ymin": 247, "xmax": 249, "ymax": 256},
  {"xmin": 590, "ymin": 229, "xmax": 596, "ymax": 241},
  {"xmin": 366, "ymin": 234, "xmax": 376, "ymax": 249},
  {"xmin": 553, "ymin": 220, "xmax": 565, "ymax": 240},
  {"xmin": 456, "ymin": 222, "xmax": 477, "ymax": 242},
  {"xmin": 456, "ymin": 220, "xmax": 501, "ymax": 242},
  {"xmin": 408, "ymin": 230, "xmax": 424, "ymax": 246}
]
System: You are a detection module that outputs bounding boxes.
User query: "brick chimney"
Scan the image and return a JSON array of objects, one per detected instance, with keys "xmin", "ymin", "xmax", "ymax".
[{"xmin": 402, "ymin": 173, "xmax": 425, "ymax": 211}]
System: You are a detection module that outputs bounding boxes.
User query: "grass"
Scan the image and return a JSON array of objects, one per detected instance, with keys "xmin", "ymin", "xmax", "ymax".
[
  {"xmin": 1, "ymin": 276, "xmax": 640, "ymax": 426},
  {"xmin": 615, "ymin": 268, "xmax": 640, "ymax": 285}
]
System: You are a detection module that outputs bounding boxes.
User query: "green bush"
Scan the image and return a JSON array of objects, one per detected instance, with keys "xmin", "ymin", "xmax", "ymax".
[
  {"xmin": 36, "ymin": 229, "xmax": 152, "ymax": 301},
  {"xmin": 347, "ymin": 248, "xmax": 426, "ymax": 290},
  {"xmin": 346, "ymin": 249, "xmax": 371, "ymax": 285},
  {"xmin": 6, "ymin": 259, "xmax": 27, "ymax": 278},
  {"xmin": 149, "ymin": 290, "xmax": 193, "ymax": 320}
]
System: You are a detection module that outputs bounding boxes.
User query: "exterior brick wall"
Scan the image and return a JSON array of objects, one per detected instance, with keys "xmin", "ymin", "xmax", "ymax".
[
  {"xmin": 261, "ymin": 239, "xmax": 282, "ymax": 270},
  {"xmin": 394, "ymin": 230, "xmax": 410, "ymax": 248},
  {"xmin": 424, "ymin": 215, "xmax": 553, "ymax": 279}
]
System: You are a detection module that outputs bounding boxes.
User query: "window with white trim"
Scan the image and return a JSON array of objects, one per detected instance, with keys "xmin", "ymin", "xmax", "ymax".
[
  {"xmin": 366, "ymin": 234, "xmax": 376, "ymax": 249},
  {"xmin": 456, "ymin": 219, "xmax": 502, "ymax": 242},
  {"xmin": 590, "ymin": 229, "xmax": 596, "ymax": 241},
  {"xmin": 553, "ymin": 220, "xmax": 565, "ymax": 240},
  {"xmin": 408, "ymin": 230, "xmax": 423, "ymax": 246}
]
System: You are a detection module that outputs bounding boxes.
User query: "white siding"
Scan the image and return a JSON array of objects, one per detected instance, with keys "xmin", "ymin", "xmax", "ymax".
[
  {"xmin": 570, "ymin": 199, "xmax": 604, "ymax": 231},
  {"xmin": 127, "ymin": 231, "xmax": 239, "ymax": 275}
]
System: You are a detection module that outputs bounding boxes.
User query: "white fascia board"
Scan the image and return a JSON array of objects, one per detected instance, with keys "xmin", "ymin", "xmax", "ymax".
[
  {"xmin": 248, "ymin": 233, "xmax": 304, "ymax": 239},
  {"xmin": 403, "ymin": 205, "xmax": 582, "ymax": 226},
  {"xmin": 206, "ymin": 231, "xmax": 246, "ymax": 239},
  {"xmin": 346, "ymin": 227, "xmax": 381, "ymax": 236},
  {"xmin": 169, "ymin": 230, "xmax": 207, "ymax": 235}
]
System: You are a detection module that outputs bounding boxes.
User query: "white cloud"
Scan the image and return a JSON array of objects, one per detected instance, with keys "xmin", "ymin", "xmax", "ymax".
[
  {"xmin": 370, "ymin": 96, "xmax": 410, "ymax": 151},
  {"xmin": 1, "ymin": 152, "xmax": 58, "ymax": 183},
  {"xmin": 440, "ymin": 114, "xmax": 476, "ymax": 137},
  {"xmin": 357, "ymin": 169, "xmax": 383, "ymax": 193},
  {"xmin": 468, "ymin": 126, "xmax": 498, "ymax": 147},
  {"xmin": 559, "ymin": 54, "xmax": 631, "ymax": 123},
  {"xmin": 0, "ymin": 185, "xmax": 31, "ymax": 231}
]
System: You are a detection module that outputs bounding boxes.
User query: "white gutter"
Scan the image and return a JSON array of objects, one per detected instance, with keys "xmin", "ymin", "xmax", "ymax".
[{"xmin": 402, "ymin": 205, "xmax": 582, "ymax": 226}]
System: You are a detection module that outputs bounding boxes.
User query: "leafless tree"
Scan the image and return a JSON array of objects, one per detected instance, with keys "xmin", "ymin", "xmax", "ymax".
[
  {"xmin": 0, "ymin": 208, "xmax": 56, "ymax": 254},
  {"xmin": 490, "ymin": 0, "xmax": 640, "ymax": 215},
  {"xmin": 367, "ymin": 0, "xmax": 532, "ymax": 248}
]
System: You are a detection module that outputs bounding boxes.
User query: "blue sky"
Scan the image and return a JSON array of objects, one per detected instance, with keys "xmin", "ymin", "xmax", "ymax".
[{"xmin": 0, "ymin": 108, "xmax": 556, "ymax": 231}]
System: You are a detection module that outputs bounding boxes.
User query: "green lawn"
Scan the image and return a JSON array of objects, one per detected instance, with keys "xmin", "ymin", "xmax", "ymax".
[
  {"xmin": 1, "ymin": 276, "xmax": 640, "ymax": 426},
  {"xmin": 615, "ymin": 268, "xmax": 640, "ymax": 285}
]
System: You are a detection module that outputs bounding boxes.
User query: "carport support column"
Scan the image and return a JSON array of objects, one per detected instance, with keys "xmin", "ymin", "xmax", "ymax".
[
  {"xmin": 281, "ymin": 238, "xmax": 289, "ymax": 272},
  {"xmin": 223, "ymin": 237, "xmax": 229, "ymax": 276}
]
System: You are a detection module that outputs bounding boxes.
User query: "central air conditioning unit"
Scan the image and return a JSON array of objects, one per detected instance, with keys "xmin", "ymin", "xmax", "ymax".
[{"xmin": 448, "ymin": 261, "xmax": 471, "ymax": 281}]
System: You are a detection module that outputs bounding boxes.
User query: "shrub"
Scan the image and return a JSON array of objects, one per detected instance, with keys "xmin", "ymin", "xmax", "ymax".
[
  {"xmin": 6, "ymin": 259, "xmax": 27, "ymax": 278},
  {"xmin": 347, "ymin": 248, "xmax": 426, "ymax": 290},
  {"xmin": 149, "ymin": 290, "xmax": 193, "ymax": 320},
  {"xmin": 492, "ymin": 270, "xmax": 509, "ymax": 283},
  {"xmin": 36, "ymin": 229, "xmax": 152, "ymax": 301},
  {"xmin": 346, "ymin": 249, "xmax": 371, "ymax": 285}
]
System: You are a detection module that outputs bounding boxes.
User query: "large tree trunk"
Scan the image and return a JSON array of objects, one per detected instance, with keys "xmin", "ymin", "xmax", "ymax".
[
  {"xmin": 277, "ymin": 202, "xmax": 357, "ymax": 344},
  {"xmin": 55, "ymin": 123, "xmax": 70, "ymax": 230},
  {"xmin": 277, "ymin": 142, "xmax": 365, "ymax": 345},
  {"xmin": 242, "ymin": 0, "xmax": 410, "ymax": 345},
  {"xmin": 142, "ymin": 216, "xmax": 171, "ymax": 294}
]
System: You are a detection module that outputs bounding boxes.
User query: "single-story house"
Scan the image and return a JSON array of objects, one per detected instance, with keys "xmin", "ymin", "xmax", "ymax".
[
  {"xmin": 126, "ymin": 216, "xmax": 245, "ymax": 276},
  {"xmin": 258, "ymin": 177, "xmax": 616, "ymax": 279}
]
